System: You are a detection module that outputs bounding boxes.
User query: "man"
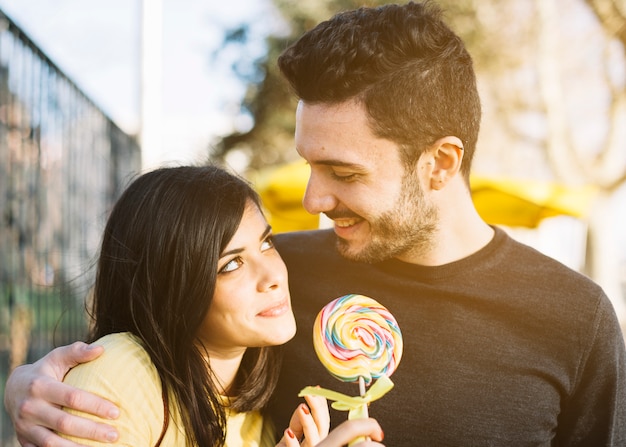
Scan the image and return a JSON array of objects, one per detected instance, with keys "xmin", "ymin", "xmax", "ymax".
[{"xmin": 6, "ymin": 2, "xmax": 626, "ymax": 446}]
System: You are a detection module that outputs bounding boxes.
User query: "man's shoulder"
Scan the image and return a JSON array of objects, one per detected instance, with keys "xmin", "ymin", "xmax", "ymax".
[
  {"xmin": 498, "ymin": 228, "xmax": 601, "ymax": 288},
  {"xmin": 275, "ymin": 229, "xmax": 336, "ymax": 256},
  {"xmin": 275, "ymin": 228, "xmax": 334, "ymax": 244},
  {"xmin": 494, "ymin": 227, "xmax": 609, "ymax": 315}
]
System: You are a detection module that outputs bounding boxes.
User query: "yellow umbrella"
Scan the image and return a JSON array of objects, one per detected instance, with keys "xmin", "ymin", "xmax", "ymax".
[
  {"xmin": 256, "ymin": 161, "xmax": 597, "ymax": 232},
  {"xmin": 470, "ymin": 176, "xmax": 596, "ymax": 228},
  {"xmin": 255, "ymin": 161, "xmax": 318, "ymax": 233}
]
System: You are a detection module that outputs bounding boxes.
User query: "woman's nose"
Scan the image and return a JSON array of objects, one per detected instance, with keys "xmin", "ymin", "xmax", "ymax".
[{"xmin": 257, "ymin": 254, "xmax": 288, "ymax": 293}]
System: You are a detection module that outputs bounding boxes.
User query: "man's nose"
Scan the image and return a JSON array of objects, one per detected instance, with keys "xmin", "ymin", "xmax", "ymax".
[{"xmin": 302, "ymin": 174, "xmax": 336, "ymax": 215}]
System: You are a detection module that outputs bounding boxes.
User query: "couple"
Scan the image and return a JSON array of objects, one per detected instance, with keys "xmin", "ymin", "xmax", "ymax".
[{"xmin": 5, "ymin": 1, "xmax": 626, "ymax": 446}]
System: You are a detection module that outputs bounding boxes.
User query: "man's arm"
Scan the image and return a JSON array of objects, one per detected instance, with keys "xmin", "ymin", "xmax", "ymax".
[
  {"xmin": 555, "ymin": 296, "xmax": 626, "ymax": 446},
  {"xmin": 4, "ymin": 342, "xmax": 120, "ymax": 446}
]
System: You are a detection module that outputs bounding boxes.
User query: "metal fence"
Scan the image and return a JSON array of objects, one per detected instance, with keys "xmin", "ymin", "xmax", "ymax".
[{"xmin": 0, "ymin": 9, "xmax": 141, "ymax": 443}]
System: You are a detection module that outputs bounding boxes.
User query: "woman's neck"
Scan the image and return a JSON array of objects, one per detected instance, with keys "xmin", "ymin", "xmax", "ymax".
[{"xmin": 201, "ymin": 346, "xmax": 246, "ymax": 396}]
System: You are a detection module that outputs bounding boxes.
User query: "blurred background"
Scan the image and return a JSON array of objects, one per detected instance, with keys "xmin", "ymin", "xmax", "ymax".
[{"xmin": 1, "ymin": 0, "xmax": 625, "ymax": 443}]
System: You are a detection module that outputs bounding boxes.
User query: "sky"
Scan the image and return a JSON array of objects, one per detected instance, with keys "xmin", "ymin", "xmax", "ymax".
[{"xmin": 0, "ymin": 0, "xmax": 278, "ymax": 169}]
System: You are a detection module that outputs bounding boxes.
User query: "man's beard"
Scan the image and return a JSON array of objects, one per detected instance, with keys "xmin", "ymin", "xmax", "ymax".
[{"xmin": 335, "ymin": 174, "xmax": 438, "ymax": 263}]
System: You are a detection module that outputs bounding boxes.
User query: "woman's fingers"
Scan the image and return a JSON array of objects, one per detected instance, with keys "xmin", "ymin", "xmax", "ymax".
[
  {"xmin": 315, "ymin": 418, "xmax": 385, "ymax": 447},
  {"xmin": 284, "ymin": 395, "xmax": 329, "ymax": 447},
  {"xmin": 276, "ymin": 427, "xmax": 300, "ymax": 447},
  {"xmin": 278, "ymin": 408, "xmax": 385, "ymax": 447},
  {"xmin": 303, "ymin": 395, "xmax": 330, "ymax": 439},
  {"xmin": 298, "ymin": 404, "xmax": 321, "ymax": 446},
  {"xmin": 281, "ymin": 397, "xmax": 385, "ymax": 447}
]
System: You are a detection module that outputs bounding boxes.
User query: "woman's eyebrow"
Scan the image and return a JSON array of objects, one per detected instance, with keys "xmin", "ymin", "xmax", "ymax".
[
  {"xmin": 220, "ymin": 224, "xmax": 272, "ymax": 259},
  {"xmin": 260, "ymin": 225, "xmax": 272, "ymax": 241}
]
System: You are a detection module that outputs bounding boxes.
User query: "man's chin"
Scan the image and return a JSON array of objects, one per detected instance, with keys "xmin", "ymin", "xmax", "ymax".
[{"xmin": 335, "ymin": 237, "xmax": 362, "ymax": 261}]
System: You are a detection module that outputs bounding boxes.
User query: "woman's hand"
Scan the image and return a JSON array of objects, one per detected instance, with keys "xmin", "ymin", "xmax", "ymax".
[
  {"xmin": 276, "ymin": 394, "xmax": 328, "ymax": 447},
  {"xmin": 4, "ymin": 342, "xmax": 120, "ymax": 447},
  {"xmin": 276, "ymin": 394, "xmax": 384, "ymax": 447},
  {"xmin": 278, "ymin": 417, "xmax": 385, "ymax": 447}
]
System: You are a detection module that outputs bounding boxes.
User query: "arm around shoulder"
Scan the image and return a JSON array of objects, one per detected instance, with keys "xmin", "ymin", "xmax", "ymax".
[
  {"xmin": 59, "ymin": 333, "xmax": 172, "ymax": 446},
  {"xmin": 4, "ymin": 341, "xmax": 120, "ymax": 446}
]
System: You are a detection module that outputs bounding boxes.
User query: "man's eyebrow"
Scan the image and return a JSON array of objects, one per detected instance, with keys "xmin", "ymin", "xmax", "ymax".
[{"xmin": 309, "ymin": 159, "xmax": 367, "ymax": 170}]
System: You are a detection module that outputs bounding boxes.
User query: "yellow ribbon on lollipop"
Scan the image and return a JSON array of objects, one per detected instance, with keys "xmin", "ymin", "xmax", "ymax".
[{"xmin": 298, "ymin": 374, "xmax": 394, "ymax": 419}]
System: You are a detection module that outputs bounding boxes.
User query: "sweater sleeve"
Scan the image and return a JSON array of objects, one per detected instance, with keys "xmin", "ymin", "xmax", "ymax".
[
  {"xmin": 556, "ymin": 293, "xmax": 626, "ymax": 446},
  {"xmin": 58, "ymin": 333, "xmax": 168, "ymax": 447}
]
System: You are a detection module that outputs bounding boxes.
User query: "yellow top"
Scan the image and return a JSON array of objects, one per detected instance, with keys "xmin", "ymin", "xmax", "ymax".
[{"xmin": 60, "ymin": 332, "xmax": 276, "ymax": 446}]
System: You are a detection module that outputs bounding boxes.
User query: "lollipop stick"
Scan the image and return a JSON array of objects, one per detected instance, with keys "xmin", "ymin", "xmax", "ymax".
[
  {"xmin": 348, "ymin": 376, "xmax": 370, "ymax": 447},
  {"xmin": 358, "ymin": 376, "xmax": 369, "ymax": 417}
]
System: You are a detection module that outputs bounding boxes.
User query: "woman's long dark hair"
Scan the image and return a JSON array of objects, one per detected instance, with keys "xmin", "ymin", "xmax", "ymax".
[{"xmin": 89, "ymin": 165, "xmax": 282, "ymax": 446}]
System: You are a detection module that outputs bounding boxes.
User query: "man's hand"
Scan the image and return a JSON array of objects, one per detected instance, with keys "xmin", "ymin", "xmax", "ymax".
[{"xmin": 5, "ymin": 342, "xmax": 120, "ymax": 447}]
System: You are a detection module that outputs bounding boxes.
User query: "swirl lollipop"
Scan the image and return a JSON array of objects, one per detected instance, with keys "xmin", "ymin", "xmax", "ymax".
[
  {"xmin": 313, "ymin": 294, "xmax": 403, "ymax": 386},
  {"xmin": 300, "ymin": 293, "xmax": 402, "ymax": 445}
]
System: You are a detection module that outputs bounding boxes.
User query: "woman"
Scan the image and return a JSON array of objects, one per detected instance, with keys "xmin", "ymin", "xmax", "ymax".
[{"xmin": 58, "ymin": 165, "xmax": 383, "ymax": 447}]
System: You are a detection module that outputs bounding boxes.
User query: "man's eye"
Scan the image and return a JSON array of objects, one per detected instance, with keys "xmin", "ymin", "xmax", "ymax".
[
  {"xmin": 331, "ymin": 171, "xmax": 357, "ymax": 181},
  {"xmin": 220, "ymin": 257, "xmax": 243, "ymax": 273}
]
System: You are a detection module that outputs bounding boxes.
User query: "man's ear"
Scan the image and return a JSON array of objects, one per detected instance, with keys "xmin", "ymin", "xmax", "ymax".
[{"xmin": 429, "ymin": 136, "xmax": 464, "ymax": 190}]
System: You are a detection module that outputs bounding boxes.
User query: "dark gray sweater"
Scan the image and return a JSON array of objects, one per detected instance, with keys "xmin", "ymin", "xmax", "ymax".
[{"xmin": 269, "ymin": 227, "xmax": 626, "ymax": 446}]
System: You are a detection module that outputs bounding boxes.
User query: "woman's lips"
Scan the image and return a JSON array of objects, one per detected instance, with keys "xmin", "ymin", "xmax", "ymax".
[{"xmin": 257, "ymin": 300, "xmax": 290, "ymax": 317}]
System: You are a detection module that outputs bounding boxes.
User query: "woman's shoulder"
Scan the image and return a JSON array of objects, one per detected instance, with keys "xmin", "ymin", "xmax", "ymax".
[
  {"xmin": 90, "ymin": 332, "xmax": 149, "ymax": 357},
  {"xmin": 60, "ymin": 337, "xmax": 179, "ymax": 444},
  {"xmin": 64, "ymin": 332, "xmax": 157, "ymax": 387}
]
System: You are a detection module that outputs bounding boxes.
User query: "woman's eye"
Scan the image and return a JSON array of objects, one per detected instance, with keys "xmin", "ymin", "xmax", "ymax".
[
  {"xmin": 220, "ymin": 257, "xmax": 243, "ymax": 273},
  {"xmin": 261, "ymin": 236, "xmax": 275, "ymax": 252}
]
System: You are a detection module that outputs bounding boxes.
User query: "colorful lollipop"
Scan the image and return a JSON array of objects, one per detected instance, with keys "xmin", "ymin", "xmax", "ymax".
[
  {"xmin": 312, "ymin": 294, "xmax": 403, "ymax": 386},
  {"xmin": 300, "ymin": 294, "xmax": 402, "ymax": 445}
]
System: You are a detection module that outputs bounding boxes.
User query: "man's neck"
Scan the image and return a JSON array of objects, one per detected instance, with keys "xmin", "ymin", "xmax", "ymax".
[{"xmin": 396, "ymin": 188, "xmax": 494, "ymax": 266}]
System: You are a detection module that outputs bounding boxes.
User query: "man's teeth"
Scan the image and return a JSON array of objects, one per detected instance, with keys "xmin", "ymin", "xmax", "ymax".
[{"xmin": 335, "ymin": 219, "xmax": 358, "ymax": 228}]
